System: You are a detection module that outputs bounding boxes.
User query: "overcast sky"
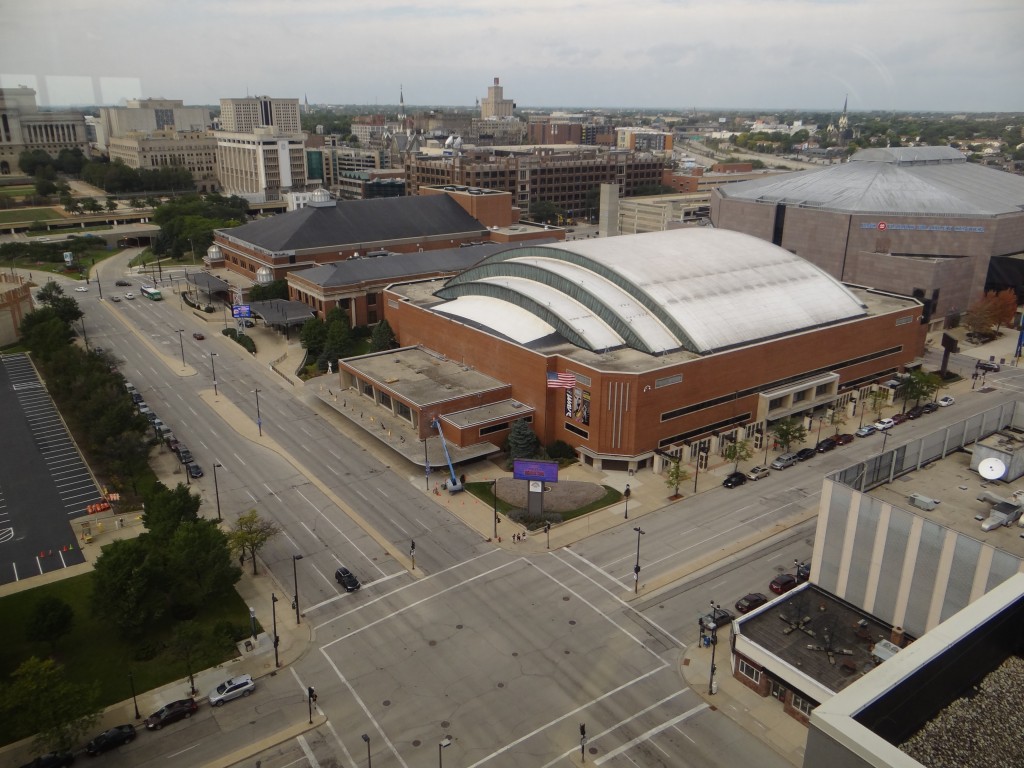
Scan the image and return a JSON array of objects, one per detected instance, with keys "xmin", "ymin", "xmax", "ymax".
[{"xmin": 2, "ymin": 0, "xmax": 1022, "ymax": 113}]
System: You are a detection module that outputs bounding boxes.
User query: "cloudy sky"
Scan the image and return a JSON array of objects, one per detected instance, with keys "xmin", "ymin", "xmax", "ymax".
[{"xmin": 2, "ymin": 0, "xmax": 1021, "ymax": 112}]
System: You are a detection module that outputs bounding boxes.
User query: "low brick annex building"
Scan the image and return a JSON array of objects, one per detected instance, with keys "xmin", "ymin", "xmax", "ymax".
[{"xmin": 339, "ymin": 228, "xmax": 926, "ymax": 467}]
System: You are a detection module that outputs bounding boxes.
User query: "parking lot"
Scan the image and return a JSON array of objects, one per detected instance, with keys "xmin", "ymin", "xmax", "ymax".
[{"xmin": 0, "ymin": 353, "xmax": 96, "ymax": 584}]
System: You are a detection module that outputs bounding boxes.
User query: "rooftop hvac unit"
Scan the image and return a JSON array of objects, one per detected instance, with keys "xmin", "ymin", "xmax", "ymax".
[{"xmin": 907, "ymin": 493, "xmax": 939, "ymax": 511}]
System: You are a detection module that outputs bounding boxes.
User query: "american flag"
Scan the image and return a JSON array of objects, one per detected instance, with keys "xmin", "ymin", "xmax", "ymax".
[{"xmin": 547, "ymin": 372, "xmax": 576, "ymax": 389}]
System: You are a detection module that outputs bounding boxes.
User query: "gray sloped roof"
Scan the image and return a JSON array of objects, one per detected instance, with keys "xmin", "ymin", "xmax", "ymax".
[
  {"xmin": 434, "ymin": 228, "xmax": 867, "ymax": 355},
  {"xmin": 220, "ymin": 195, "xmax": 487, "ymax": 252},
  {"xmin": 719, "ymin": 147, "xmax": 1024, "ymax": 216},
  {"xmin": 294, "ymin": 243, "xmax": 533, "ymax": 288}
]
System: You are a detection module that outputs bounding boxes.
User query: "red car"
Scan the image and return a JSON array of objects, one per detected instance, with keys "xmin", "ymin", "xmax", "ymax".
[
  {"xmin": 769, "ymin": 573, "xmax": 799, "ymax": 595},
  {"xmin": 834, "ymin": 433, "xmax": 855, "ymax": 445},
  {"xmin": 192, "ymin": 331, "xmax": 205, "ymax": 340},
  {"xmin": 735, "ymin": 593, "xmax": 769, "ymax": 614}
]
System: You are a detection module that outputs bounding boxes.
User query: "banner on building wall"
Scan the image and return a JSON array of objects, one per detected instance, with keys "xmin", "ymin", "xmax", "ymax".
[{"xmin": 564, "ymin": 388, "xmax": 591, "ymax": 426}]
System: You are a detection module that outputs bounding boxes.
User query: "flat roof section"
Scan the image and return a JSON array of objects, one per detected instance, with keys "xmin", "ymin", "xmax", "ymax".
[
  {"xmin": 248, "ymin": 299, "xmax": 316, "ymax": 327},
  {"xmin": 738, "ymin": 584, "xmax": 896, "ymax": 696},
  {"xmin": 441, "ymin": 399, "xmax": 534, "ymax": 429},
  {"xmin": 342, "ymin": 347, "xmax": 508, "ymax": 408}
]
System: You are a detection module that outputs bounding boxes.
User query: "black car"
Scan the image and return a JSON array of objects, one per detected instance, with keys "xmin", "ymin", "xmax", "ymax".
[
  {"xmin": 335, "ymin": 566, "xmax": 361, "ymax": 591},
  {"xmin": 19, "ymin": 753, "xmax": 75, "ymax": 768},
  {"xmin": 115, "ymin": 279, "xmax": 131, "ymax": 287},
  {"xmin": 186, "ymin": 462, "xmax": 203, "ymax": 478},
  {"xmin": 735, "ymin": 593, "xmax": 769, "ymax": 614},
  {"xmin": 699, "ymin": 606, "xmax": 734, "ymax": 630},
  {"xmin": 177, "ymin": 449, "xmax": 193, "ymax": 464},
  {"xmin": 922, "ymin": 401, "xmax": 939, "ymax": 414},
  {"xmin": 796, "ymin": 447, "xmax": 817, "ymax": 462},
  {"xmin": 906, "ymin": 405, "xmax": 925, "ymax": 419},
  {"xmin": 816, "ymin": 437, "xmax": 837, "ymax": 453},
  {"xmin": 87, "ymin": 724, "xmax": 137, "ymax": 755},
  {"xmin": 977, "ymin": 360, "xmax": 1000, "ymax": 372},
  {"xmin": 796, "ymin": 561, "xmax": 812, "ymax": 582},
  {"xmin": 145, "ymin": 698, "xmax": 197, "ymax": 730},
  {"xmin": 722, "ymin": 472, "xmax": 747, "ymax": 488}
]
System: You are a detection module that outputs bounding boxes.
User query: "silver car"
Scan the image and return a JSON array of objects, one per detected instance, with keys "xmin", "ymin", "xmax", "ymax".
[{"xmin": 207, "ymin": 674, "xmax": 255, "ymax": 706}]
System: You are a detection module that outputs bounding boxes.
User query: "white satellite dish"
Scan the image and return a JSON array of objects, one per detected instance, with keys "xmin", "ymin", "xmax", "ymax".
[{"xmin": 978, "ymin": 458, "xmax": 1006, "ymax": 480}]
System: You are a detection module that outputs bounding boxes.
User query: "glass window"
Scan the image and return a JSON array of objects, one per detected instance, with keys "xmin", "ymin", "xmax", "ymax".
[
  {"xmin": 738, "ymin": 659, "xmax": 761, "ymax": 683},
  {"xmin": 792, "ymin": 694, "xmax": 814, "ymax": 716}
]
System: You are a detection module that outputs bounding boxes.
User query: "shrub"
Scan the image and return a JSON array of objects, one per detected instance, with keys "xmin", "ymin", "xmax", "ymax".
[{"xmin": 547, "ymin": 440, "xmax": 576, "ymax": 460}]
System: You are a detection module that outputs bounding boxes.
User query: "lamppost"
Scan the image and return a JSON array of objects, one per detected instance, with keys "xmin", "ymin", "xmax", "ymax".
[
  {"xmin": 761, "ymin": 426, "xmax": 770, "ymax": 466},
  {"xmin": 210, "ymin": 352, "xmax": 218, "ymax": 396},
  {"xmin": 623, "ymin": 483, "xmax": 631, "ymax": 519},
  {"xmin": 438, "ymin": 736, "xmax": 451, "ymax": 767},
  {"xmin": 249, "ymin": 606, "xmax": 257, "ymax": 639},
  {"xmin": 492, "ymin": 479, "xmax": 498, "ymax": 540},
  {"xmin": 633, "ymin": 526, "xmax": 645, "ymax": 594},
  {"xmin": 271, "ymin": 593, "xmax": 280, "ymax": 668},
  {"xmin": 292, "ymin": 554, "xmax": 303, "ymax": 624},
  {"xmin": 128, "ymin": 670, "xmax": 141, "ymax": 719},
  {"xmin": 694, "ymin": 445, "xmax": 708, "ymax": 494},
  {"xmin": 362, "ymin": 734, "xmax": 371, "ymax": 767},
  {"xmin": 253, "ymin": 387, "xmax": 263, "ymax": 436},
  {"xmin": 816, "ymin": 415, "xmax": 825, "ymax": 449},
  {"xmin": 212, "ymin": 462, "xmax": 222, "ymax": 522},
  {"xmin": 175, "ymin": 329, "xmax": 186, "ymax": 366},
  {"xmin": 307, "ymin": 686, "xmax": 316, "ymax": 724},
  {"xmin": 708, "ymin": 600, "xmax": 720, "ymax": 695}
]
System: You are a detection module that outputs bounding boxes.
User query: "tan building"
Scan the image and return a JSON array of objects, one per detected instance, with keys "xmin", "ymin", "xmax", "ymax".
[
  {"xmin": 0, "ymin": 87, "xmax": 88, "ymax": 176},
  {"xmin": 215, "ymin": 129, "xmax": 307, "ymax": 203},
  {"xmin": 615, "ymin": 127, "xmax": 673, "ymax": 153},
  {"xmin": 96, "ymin": 99, "xmax": 210, "ymax": 152},
  {"xmin": 480, "ymin": 77, "xmax": 515, "ymax": 119},
  {"xmin": 108, "ymin": 130, "xmax": 219, "ymax": 192},
  {"xmin": 218, "ymin": 96, "xmax": 301, "ymax": 134}
]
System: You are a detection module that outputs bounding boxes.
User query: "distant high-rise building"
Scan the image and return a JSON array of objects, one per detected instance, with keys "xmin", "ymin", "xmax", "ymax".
[
  {"xmin": 219, "ymin": 96, "xmax": 301, "ymax": 135},
  {"xmin": 0, "ymin": 87, "xmax": 89, "ymax": 175},
  {"xmin": 480, "ymin": 77, "xmax": 515, "ymax": 119},
  {"xmin": 96, "ymin": 98, "xmax": 210, "ymax": 152}
]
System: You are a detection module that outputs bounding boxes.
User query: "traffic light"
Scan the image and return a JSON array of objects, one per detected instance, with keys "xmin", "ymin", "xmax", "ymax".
[
  {"xmin": 308, "ymin": 686, "xmax": 317, "ymax": 703},
  {"xmin": 579, "ymin": 723, "xmax": 586, "ymax": 737}
]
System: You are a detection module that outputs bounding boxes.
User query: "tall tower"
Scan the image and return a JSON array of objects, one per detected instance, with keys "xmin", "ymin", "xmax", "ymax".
[
  {"xmin": 480, "ymin": 77, "xmax": 514, "ymax": 119},
  {"xmin": 398, "ymin": 84, "xmax": 406, "ymax": 124}
]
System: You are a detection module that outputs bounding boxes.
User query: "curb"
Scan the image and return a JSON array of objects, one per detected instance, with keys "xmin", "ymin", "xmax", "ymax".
[{"xmin": 200, "ymin": 713, "xmax": 327, "ymax": 768}]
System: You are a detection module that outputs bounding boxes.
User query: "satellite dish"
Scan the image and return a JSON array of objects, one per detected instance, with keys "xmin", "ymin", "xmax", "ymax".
[{"xmin": 979, "ymin": 458, "xmax": 1006, "ymax": 480}]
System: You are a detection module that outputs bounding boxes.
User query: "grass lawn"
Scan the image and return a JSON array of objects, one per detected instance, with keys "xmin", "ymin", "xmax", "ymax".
[
  {"xmin": 0, "ymin": 571, "xmax": 252, "ymax": 746},
  {"xmin": 0, "ymin": 207, "xmax": 63, "ymax": 224},
  {"xmin": 0, "ymin": 185, "xmax": 36, "ymax": 198},
  {"xmin": 465, "ymin": 479, "xmax": 622, "ymax": 524}
]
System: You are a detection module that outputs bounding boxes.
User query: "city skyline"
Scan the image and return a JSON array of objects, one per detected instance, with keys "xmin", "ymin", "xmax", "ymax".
[{"xmin": 2, "ymin": 0, "xmax": 1023, "ymax": 113}]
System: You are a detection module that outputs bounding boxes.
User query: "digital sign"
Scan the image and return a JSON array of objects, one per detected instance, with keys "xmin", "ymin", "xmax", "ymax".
[
  {"xmin": 513, "ymin": 459, "xmax": 559, "ymax": 483},
  {"xmin": 232, "ymin": 304, "xmax": 252, "ymax": 318}
]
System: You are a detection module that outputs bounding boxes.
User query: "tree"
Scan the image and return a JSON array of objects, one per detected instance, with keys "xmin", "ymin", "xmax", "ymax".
[
  {"xmin": 318, "ymin": 317, "xmax": 352, "ymax": 372},
  {"xmin": 35, "ymin": 176, "xmax": 57, "ymax": 197},
  {"xmin": 227, "ymin": 510, "xmax": 281, "ymax": 575},
  {"xmin": 249, "ymin": 279, "xmax": 289, "ymax": 301},
  {"xmin": 166, "ymin": 519, "xmax": 241, "ymax": 609},
  {"xmin": 827, "ymin": 407, "xmax": 847, "ymax": 435},
  {"xmin": 300, "ymin": 316, "xmax": 327, "ymax": 358},
  {"xmin": 721, "ymin": 438, "xmax": 753, "ymax": 473},
  {"xmin": 169, "ymin": 621, "xmax": 204, "ymax": 697},
  {"xmin": 771, "ymin": 419, "xmax": 807, "ymax": 451},
  {"xmin": 90, "ymin": 538, "xmax": 170, "ymax": 638},
  {"xmin": 664, "ymin": 458, "xmax": 689, "ymax": 498},
  {"xmin": 506, "ymin": 418, "xmax": 539, "ymax": 460},
  {"xmin": 963, "ymin": 296, "xmax": 1000, "ymax": 339},
  {"xmin": 142, "ymin": 482, "xmax": 202, "ymax": 541},
  {"xmin": 81, "ymin": 197, "xmax": 102, "ymax": 213},
  {"xmin": 35, "ymin": 280, "xmax": 66, "ymax": 306},
  {"xmin": 865, "ymin": 389, "xmax": 889, "ymax": 422},
  {"xmin": 105, "ymin": 197, "xmax": 119, "ymax": 212},
  {"xmin": 1, "ymin": 656, "xmax": 99, "ymax": 753},
  {"xmin": 899, "ymin": 369, "xmax": 942, "ymax": 409},
  {"xmin": 369, "ymin": 318, "xmax": 398, "ymax": 352},
  {"xmin": 26, "ymin": 596, "xmax": 75, "ymax": 654},
  {"xmin": 990, "ymin": 288, "xmax": 1017, "ymax": 330}
]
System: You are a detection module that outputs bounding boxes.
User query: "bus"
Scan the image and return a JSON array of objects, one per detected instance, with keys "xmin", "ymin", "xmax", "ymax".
[{"xmin": 140, "ymin": 285, "xmax": 163, "ymax": 301}]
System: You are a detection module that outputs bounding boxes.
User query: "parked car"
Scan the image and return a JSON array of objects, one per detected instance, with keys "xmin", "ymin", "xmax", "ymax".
[
  {"xmin": 890, "ymin": 413, "xmax": 908, "ymax": 425},
  {"xmin": 699, "ymin": 605, "xmax": 735, "ymax": 630},
  {"xmin": 177, "ymin": 449, "xmax": 194, "ymax": 465},
  {"xmin": 769, "ymin": 573, "xmax": 800, "ymax": 595},
  {"xmin": 816, "ymin": 437, "xmax": 837, "ymax": 453},
  {"xmin": 86, "ymin": 724, "xmax": 137, "ymax": 755},
  {"xmin": 335, "ymin": 566, "xmax": 361, "ymax": 591},
  {"xmin": 145, "ymin": 698, "xmax": 197, "ymax": 729},
  {"xmin": 192, "ymin": 331, "xmax": 205, "ymax": 340},
  {"xmin": 18, "ymin": 753, "xmax": 75, "ymax": 768},
  {"xmin": 770, "ymin": 452, "xmax": 798, "ymax": 470},
  {"xmin": 977, "ymin": 360, "xmax": 1000, "ymax": 372},
  {"xmin": 796, "ymin": 447, "xmax": 817, "ymax": 462},
  {"xmin": 722, "ymin": 471, "xmax": 747, "ymax": 488},
  {"xmin": 855, "ymin": 425, "xmax": 877, "ymax": 437},
  {"xmin": 130, "ymin": 392, "xmax": 143, "ymax": 404},
  {"xmin": 906, "ymin": 405, "xmax": 925, "ymax": 420},
  {"xmin": 186, "ymin": 462, "xmax": 204, "ymax": 478},
  {"xmin": 922, "ymin": 401, "xmax": 939, "ymax": 414},
  {"xmin": 746, "ymin": 465, "xmax": 770, "ymax": 481},
  {"xmin": 735, "ymin": 593, "xmax": 769, "ymax": 614},
  {"xmin": 115, "ymin": 279, "xmax": 131, "ymax": 286},
  {"xmin": 873, "ymin": 418, "xmax": 895, "ymax": 431},
  {"xmin": 835, "ymin": 433, "xmax": 855, "ymax": 445},
  {"xmin": 207, "ymin": 674, "xmax": 255, "ymax": 706},
  {"xmin": 938, "ymin": 395, "xmax": 955, "ymax": 407},
  {"xmin": 241, "ymin": 319, "xmax": 255, "ymax": 327}
]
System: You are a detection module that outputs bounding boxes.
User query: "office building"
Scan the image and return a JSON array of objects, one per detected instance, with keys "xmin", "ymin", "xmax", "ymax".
[{"xmin": 0, "ymin": 87, "xmax": 88, "ymax": 175}]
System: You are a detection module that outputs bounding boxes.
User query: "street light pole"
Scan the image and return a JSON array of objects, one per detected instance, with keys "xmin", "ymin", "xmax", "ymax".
[
  {"xmin": 438, "ymin": 737, "xmax": 451, "ymax": 767},
  {"xmin": 175, "ymin": 329, "xmax": 186, "ymax": 366},
  {"xmin": 708, "ymin": 600, "xmax": 720, "ymax": 695},
  {"xmin": 129, "ymin": 670, "xmax": 141, "ymax": 719},
  {"xmin": 271, "ymin": 593, "xmax": 280, "ymax": 668},
  {"xmin": 623, "ymin": 483, "xmax": 630, "ymax": 519},
  {"xmin": 210, "ymin": 352, "xmax": 218, "ymax": 396},
  {"xmin": 633, "ymin": 526, "xmax": 645, "ymax": 594},
  {"xmin": 362, "ymin": 734, "xmax": 371, "ymax": 767},
  {"xmin": 492, "ymin": 479, "xmax": 498, "ymax": 540},
  {"xmin": 292, "ymin": 554, "xmax": 303, "ymax": 624},
  {"xmin": 212, "ymin": 462, "xmax": 223, "ymax": 522},
  {"xmin": 253, "ymin": 387, "xmax": 262, "ymax": 436}
]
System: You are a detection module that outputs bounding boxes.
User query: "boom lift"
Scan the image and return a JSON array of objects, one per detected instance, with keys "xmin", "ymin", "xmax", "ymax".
[{"xmin": 431, "ymin": 418, "xmax": 464, "ymax": 494}]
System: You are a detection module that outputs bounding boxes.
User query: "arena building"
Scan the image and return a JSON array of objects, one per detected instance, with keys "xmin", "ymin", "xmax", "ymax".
[
  {"xmin": 342, "ymin": 228, "xmax": 926, "ymax": 467},
  {"xmin": 710, "ymin": 147, "xmax": 1024, "ymax": 329}
]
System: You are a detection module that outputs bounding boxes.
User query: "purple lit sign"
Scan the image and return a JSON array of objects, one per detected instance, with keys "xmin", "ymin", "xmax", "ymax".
[{"xmin": 513, "ymin": 459, "xmax": 559, "ymax": 483}]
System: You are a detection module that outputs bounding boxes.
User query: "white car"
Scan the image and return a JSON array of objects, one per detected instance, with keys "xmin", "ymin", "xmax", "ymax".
[
  {"xmin": 124, "ymin": 292, "xmax": 135, "ymax": 300},
  {"xmin": 938, "ymin": 395, "xmax": 955, "ymax": 407},
  {"xmin": 873, "ymin": 418, "xmax": 895, "ymax": 431},
  {"xmin": 207, "ymin": 674, "xmax": 255, "ymax": 706},
  {"xmin": 110, "ymin": 295, "xmax": 121, "ymax": 302},
  {"xmin": 74, "ymin": 286, "xmax": 89, "ymax": 292}
]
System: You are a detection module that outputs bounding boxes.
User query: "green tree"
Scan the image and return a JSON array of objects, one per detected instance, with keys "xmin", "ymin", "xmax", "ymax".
[
  {"xmin": 771, "ymin": 419, "xmax": 807, "ymax": 451},
  {"xmin": 227, "ymin": 510, "xmax": 281, "ymax": 575},
  {"xmin": 665, "ymin": 458, "xmax": 689, "ymax": 498},
  {"xmin": 169, "ymin": 621, "xmax": 204, "ymax": 697},
  {"xmin": 81, "ymin": 197, "xmax": 102, "ymax": 213},
  {"xmin": 899, "ymin": 370, "xmax": 942, "ymax": 409},
  {"xmin": 34, "ymin": 175, "xmax": 57, "ymax": 197},
  {"xmin": 90, "ymin": 538, "xmax": 169, "ymax": 638},
  {"xmin": 166, "ymin": 520, "xmax": 241, "ymax": 609},
  {"xmin": 722, "ymin": 438, "xmax": 754, "ymax": 473},
  {"xmin": 318, "ymin": 317, "xmax": 352, "ymax": 372},
  {"xmin": 143, "ymin": 482, "xmax": 202, "ymax": 541},
  {"xmin": 26, "ymin": 595, "xmax": 75, "ymax": 654},
  {"xmin": 1, "ymin": 657, "xmax": 99, "ymax": 753},
  {"xmin": 827, "ymin": 407, "xmax": 847, "ymax": 435},
  {"xmin": 249, "ymin": 279, "xmax": 289, "ymax": 301},
  {"xmin": 300, "ymin": 316, "xmax": 327, "ymax": 358},
  {"xmin": 528, "ymin": 200, "xmax": 561, "ymax": 224},
  {"xmin": 369, "ymin": 318, "xmax": 398, "ymax": 352},
  {"xmin": 865, "ymin": 389, "xmax": 889, "ymax": 421},
  {"xmin": 105, "ymin": 197, "xmax": 119, "ymax": 212},
  {"xmin": 506, "ymin": 418, "xmax": 539, "ymax": 460},
  {"xmin": 35, "ymin": 280, "xmax": 66, "ymax": 305}
]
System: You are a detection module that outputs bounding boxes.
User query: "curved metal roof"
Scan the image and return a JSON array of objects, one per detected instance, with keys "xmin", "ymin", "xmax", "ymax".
[
  {"xmin": 719, "ymin": 147, "xmax": 1024, "ymax": 216},
  {"xmin": 434, "ymin": 228, "xmax": 867, "ymax": 355}
]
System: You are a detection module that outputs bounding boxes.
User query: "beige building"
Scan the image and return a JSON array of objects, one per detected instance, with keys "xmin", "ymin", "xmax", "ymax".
[
  {"xmin": 215, "ymin": 130, "xmax": 307, "ymax": 203},
  {"xmin": 218, "ymin": 96, "xmax": 301, "ymax": 134},
  {"xmin": 96, "ymin": 99, "xmax": 210, "ymax": 152},
  {"xmin": 480, "ymin": 77, "xmax": 515, "ymax": 119},
  {"xmin": 0, "ymin": 87, "xmax": 88, "ymax": 176},
  {"xmin": 108, "ymin": 130, "xmax": 219, "ymax": 193}
]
